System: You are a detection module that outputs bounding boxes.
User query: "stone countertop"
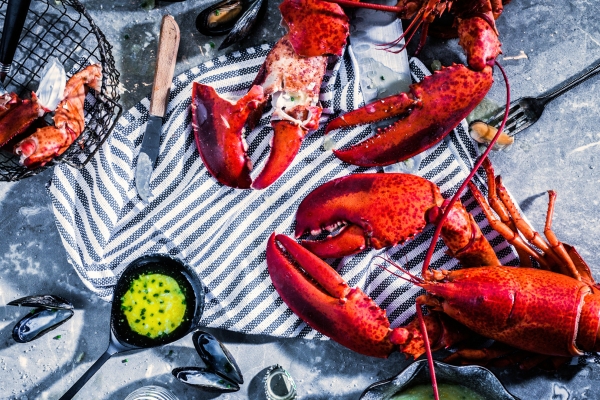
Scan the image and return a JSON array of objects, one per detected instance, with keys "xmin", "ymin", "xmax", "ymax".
[{"xmin": 1, "ymin": 0, "xmax": 600, "ymax": 399}]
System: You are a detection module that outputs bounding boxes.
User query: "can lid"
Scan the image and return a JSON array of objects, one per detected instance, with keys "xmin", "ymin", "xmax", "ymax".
[{"xmin": 264, "ymin": 364, "xmax": 297, "ymax": 400}]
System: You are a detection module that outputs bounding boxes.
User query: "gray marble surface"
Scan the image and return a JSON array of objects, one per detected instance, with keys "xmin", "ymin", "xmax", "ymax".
[{"xmin": 1, "ymin": 0, "xmax": 600, "ymax": 399}]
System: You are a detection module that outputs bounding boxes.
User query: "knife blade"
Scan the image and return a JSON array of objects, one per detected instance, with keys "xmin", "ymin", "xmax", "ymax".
[{"xmin": 135, "ymin": 14, "xmax": 180, "ymax": 203}]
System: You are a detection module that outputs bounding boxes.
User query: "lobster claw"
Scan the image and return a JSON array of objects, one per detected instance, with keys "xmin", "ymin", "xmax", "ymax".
[
  {"xmin": 295, "ymin": 173, "xmax": 444, "ymax": 258},
  {"xmin": 295, "ymin": 173, "xmax": 499, "ymax": 267},
  {"xmin": 326, "ymin": 64, "xmax": 494, "ymax": 166},
  {"xmin": 252, "ymin": 105, "xmax": 322, "ymax": 189},
  {"xmin": 0, "ymin": 93, "xmax": 42, "ymax": 149},
  {"xmin": 192, "ymin": 83, "xmax": 265, "ymax": 189},
  {"xmin": 266, "ymin": 233, "xmax": 400, "ymax": 358}
]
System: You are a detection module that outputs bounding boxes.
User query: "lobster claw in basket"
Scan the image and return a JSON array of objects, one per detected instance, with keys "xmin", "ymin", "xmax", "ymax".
[{"xmin": 326, "ymin": 64, "xmax": 494, "ymax": 167}]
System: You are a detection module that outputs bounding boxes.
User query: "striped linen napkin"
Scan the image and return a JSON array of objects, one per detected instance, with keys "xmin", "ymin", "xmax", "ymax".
[{"xmin": 48, "ymin": 43, "xmax": 518, "ymax": 339}]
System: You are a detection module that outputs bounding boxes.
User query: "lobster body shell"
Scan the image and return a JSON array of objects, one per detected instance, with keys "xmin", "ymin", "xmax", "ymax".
[{"xmin": 423, "ymin": 266, "xmax": 600, "ymax": 357}]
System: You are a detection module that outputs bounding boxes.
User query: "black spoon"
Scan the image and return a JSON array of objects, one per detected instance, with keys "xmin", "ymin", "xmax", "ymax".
[{"xmin": 59, "ymin": 254, "xmax": 205, "ymax": 400}]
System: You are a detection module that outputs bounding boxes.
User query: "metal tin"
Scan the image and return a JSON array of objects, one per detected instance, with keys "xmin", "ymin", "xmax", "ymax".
[
  {"xmin": 124, "ymin": 385, "xmax": 179, "ymax": 400},
  {"xmin": 264, "ymin": 364, "xmax": 297, "ymax": 400}
]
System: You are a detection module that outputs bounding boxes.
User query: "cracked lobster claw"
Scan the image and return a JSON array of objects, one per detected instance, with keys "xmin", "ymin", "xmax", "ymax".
[
  {"xmin": 192, "ymin": 35, "xmax": 327, "ymax": 190},
  {"xmin": 192, "ymin": 83, "xmax": 265, "ymax": 189},
  {"xmin": 266, "ymin": 233, "xmax": 400, "ymax": 358},
  {"xmin": 327, "ymin": 64, "xmax": 494, "ymax": 167}
]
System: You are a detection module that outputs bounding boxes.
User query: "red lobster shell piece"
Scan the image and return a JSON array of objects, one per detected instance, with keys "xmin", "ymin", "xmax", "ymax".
[
  {"xmin": 279, "ymin": 0, "xmax": 350, "ymax": 57},
  {"xmin": 192, "ymin": 35, "xmax": 327, "ymax": 190},
  {"xmin": 295, "ymin": 173, "xmax": 499, "ymax": 268},
  {"xmin": 14, "ymin": 64, "xmax": 102, "ymax": 168},
  {"xmin": 326, "ymin": 64, "xmax": 494, "ymax": 167},
  {"xmin": 0, "ymin": 93, "xmax": 42, "ymax": 149}
]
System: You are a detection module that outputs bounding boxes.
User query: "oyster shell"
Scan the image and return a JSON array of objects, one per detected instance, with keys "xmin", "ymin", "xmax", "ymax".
[
  {"xmin": 195, "ymin": 0, "xmax": 267, "ymax": 49},
  {"xmin": 193, "ymin": 330, "xmax": 244, "ymax": 384},
  {"xmin": 172, "ymin": 367, "xmax": 240, "ymax": 392},
  {"xmin": 8, "ymin": 294, "xmax": 73, "ymax": 310},
  {"xmin": 12, "ymin": 308, "xmax": 74, "ymax": 343}
]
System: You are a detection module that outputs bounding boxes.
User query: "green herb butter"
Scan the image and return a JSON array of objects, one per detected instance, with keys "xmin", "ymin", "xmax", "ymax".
[{"xmin": 120, "ymin": 273, "xmax": 187, "ymax": 338}]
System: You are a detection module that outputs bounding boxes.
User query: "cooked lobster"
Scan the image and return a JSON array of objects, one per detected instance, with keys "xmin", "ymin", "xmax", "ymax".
[
  {"xmin": 14, "ymin": 64, "xmax": 102, "ymax": 168},
  {"xmin": 266, "ymin": 157, "xmax": 600, "ymax": 372},
  {"xmin": 191, "ymin": 0, "xmax": 347, "ymax": 189},
  {"xmin": 192, "ymin": 0, "xmax": 512, "ymax": 187}
]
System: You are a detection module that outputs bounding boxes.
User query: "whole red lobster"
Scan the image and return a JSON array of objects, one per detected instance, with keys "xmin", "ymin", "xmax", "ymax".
[
  {"xmin": 266, "ymin": 157, "xmax": 600, "ymax": 394},
  {"xmin": 191, "ymin": 0, "xmax": 509, "ymax": 188}
]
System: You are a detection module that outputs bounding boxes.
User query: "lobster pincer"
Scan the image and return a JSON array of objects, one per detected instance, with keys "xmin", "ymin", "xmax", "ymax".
[{"xmin": 295, "ymin": 173, "xmax": 499, "ymax": 267}]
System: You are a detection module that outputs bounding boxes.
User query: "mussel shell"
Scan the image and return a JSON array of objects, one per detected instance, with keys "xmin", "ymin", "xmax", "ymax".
[
  {"xmin": 8, "ymin": 294, "xmax": 73, "ymax": 310},
  {"xmin": 12, "ymin": 308, "xmax": 74, "ymax": 343},
  {"xmin": 196, "ymin": 0, "xmax": 246, "ymax": 36},
  {"xmin": 172, "ymin": 367, "xmax": 240, "ymax": 392},
  {"xmin": 219, "ymin": 0, "xmax": 267, "ymax": 50},
  {"xmin": 193, "ymin": 330, "xmax": 244, "ymax": 384}
]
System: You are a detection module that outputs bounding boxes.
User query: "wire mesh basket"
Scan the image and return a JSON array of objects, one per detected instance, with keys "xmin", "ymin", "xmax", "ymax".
[{"xmin": 0, "ymin": 0, "xmax": 122, "ymax": 181}]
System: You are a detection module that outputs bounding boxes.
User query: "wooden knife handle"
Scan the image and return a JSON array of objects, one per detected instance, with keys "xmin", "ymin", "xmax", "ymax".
[{"xmin": 149, "ymin": 14, "xmax": 180, "ymax": 118}]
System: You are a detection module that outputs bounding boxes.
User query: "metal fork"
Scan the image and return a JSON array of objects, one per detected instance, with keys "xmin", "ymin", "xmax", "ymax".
[{"xmin": 486, "ymin": 58, "xmax": 600, "ymax": 136}]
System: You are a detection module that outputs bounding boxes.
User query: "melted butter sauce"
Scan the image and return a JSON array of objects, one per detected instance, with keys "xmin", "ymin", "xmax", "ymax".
[
  {"xmin": 120, "ymin": 273, "xmax": 186, "ymax": 338},
  {"xmin": 391, "ymin": 383, "xmax": 485, "ymax": 400}
]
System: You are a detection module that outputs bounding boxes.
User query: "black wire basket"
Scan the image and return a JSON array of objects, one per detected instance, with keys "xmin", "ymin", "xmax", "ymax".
[{"xmin": 0, "ymin": 0, "xmax": 122, "ymax": 181}]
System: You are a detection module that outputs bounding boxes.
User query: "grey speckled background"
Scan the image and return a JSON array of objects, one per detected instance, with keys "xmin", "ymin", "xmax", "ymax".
[{"xmin": 1, "ymin": 0, "xmax": 600, "ymax": 399}]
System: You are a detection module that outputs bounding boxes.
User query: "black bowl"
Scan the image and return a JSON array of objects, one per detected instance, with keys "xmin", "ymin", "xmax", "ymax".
[{"xmin": 110, "ymin": 254, "xmax": 205, "ymax": 349}]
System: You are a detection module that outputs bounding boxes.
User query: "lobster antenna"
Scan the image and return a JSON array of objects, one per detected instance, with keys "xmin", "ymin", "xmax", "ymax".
[
  {"xmin": 416, "ymin": 303, "xmax": 440, "ymax": 400},
  {"xmin": 374, "ymin": 255, "xmax": 425, "ymax": 285},
  {"xmin": 421, "ymin": 60, "xmax": 511, "ymax": 276}
]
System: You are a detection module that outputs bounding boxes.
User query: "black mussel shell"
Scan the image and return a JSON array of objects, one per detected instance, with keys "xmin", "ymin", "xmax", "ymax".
[
  {"xmin": 172, "ymin": 367, "xmax": 240, "ymax": 392},
  {"xmin": 12, "ymin": 308, "xmax": 74, "ymax": 343},
  {"xmin": 219, "ymin": 0, "xmax": 267, "ymax": 50},
  {"xmin": 195, "ymin": 0, "xmax": 267, "ymax": 46},
  {"xmin": 193, "ymin": 330, "xmax": 244, "ymax": 384},
  {"xmin": 8, "ymin": 294, "xmax": 73, "ymax": 310},
  {"xmin": 196, "ymin": 0, "xmax": 246, "ymax": 36}
]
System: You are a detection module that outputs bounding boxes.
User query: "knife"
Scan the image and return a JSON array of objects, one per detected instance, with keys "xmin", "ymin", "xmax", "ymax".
[
  {"xmin": 135, "ymin": 14, "xmax": 180, "ymax": 203},
  {"xmin": 0, "ymin": 0, "xmax": 32, "ymax": 83}
]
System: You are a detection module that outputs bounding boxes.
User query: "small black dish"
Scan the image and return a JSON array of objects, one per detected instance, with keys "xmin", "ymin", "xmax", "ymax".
[
  {"xmin": 59, "ymin": 254, "xmax": 205, "ymax": 400},
  {"xmin": 359, "ymin": 360, "xmax": 519, "ymax": 400}
]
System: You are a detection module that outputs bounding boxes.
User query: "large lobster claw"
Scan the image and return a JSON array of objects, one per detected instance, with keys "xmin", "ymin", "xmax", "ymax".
[
  {"xmin": 267, "ymin": 233, "xmax": 474, "ymax": 359},
  {"xmin": 266, "ymin": 233, "xmax": 401, "ymax": 358},
  {"xmin": 326, "ymin": 64, "xmax": 494, "ymax": 167},
  {"xmin": 295, "ymin": 173, "xmax": 499, "ymax": 267}
]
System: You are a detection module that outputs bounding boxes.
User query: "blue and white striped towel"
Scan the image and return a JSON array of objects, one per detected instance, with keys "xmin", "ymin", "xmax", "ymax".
[{"xmin": 48, "ymin": 44, "xmax": 518, "ymax": 339}]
